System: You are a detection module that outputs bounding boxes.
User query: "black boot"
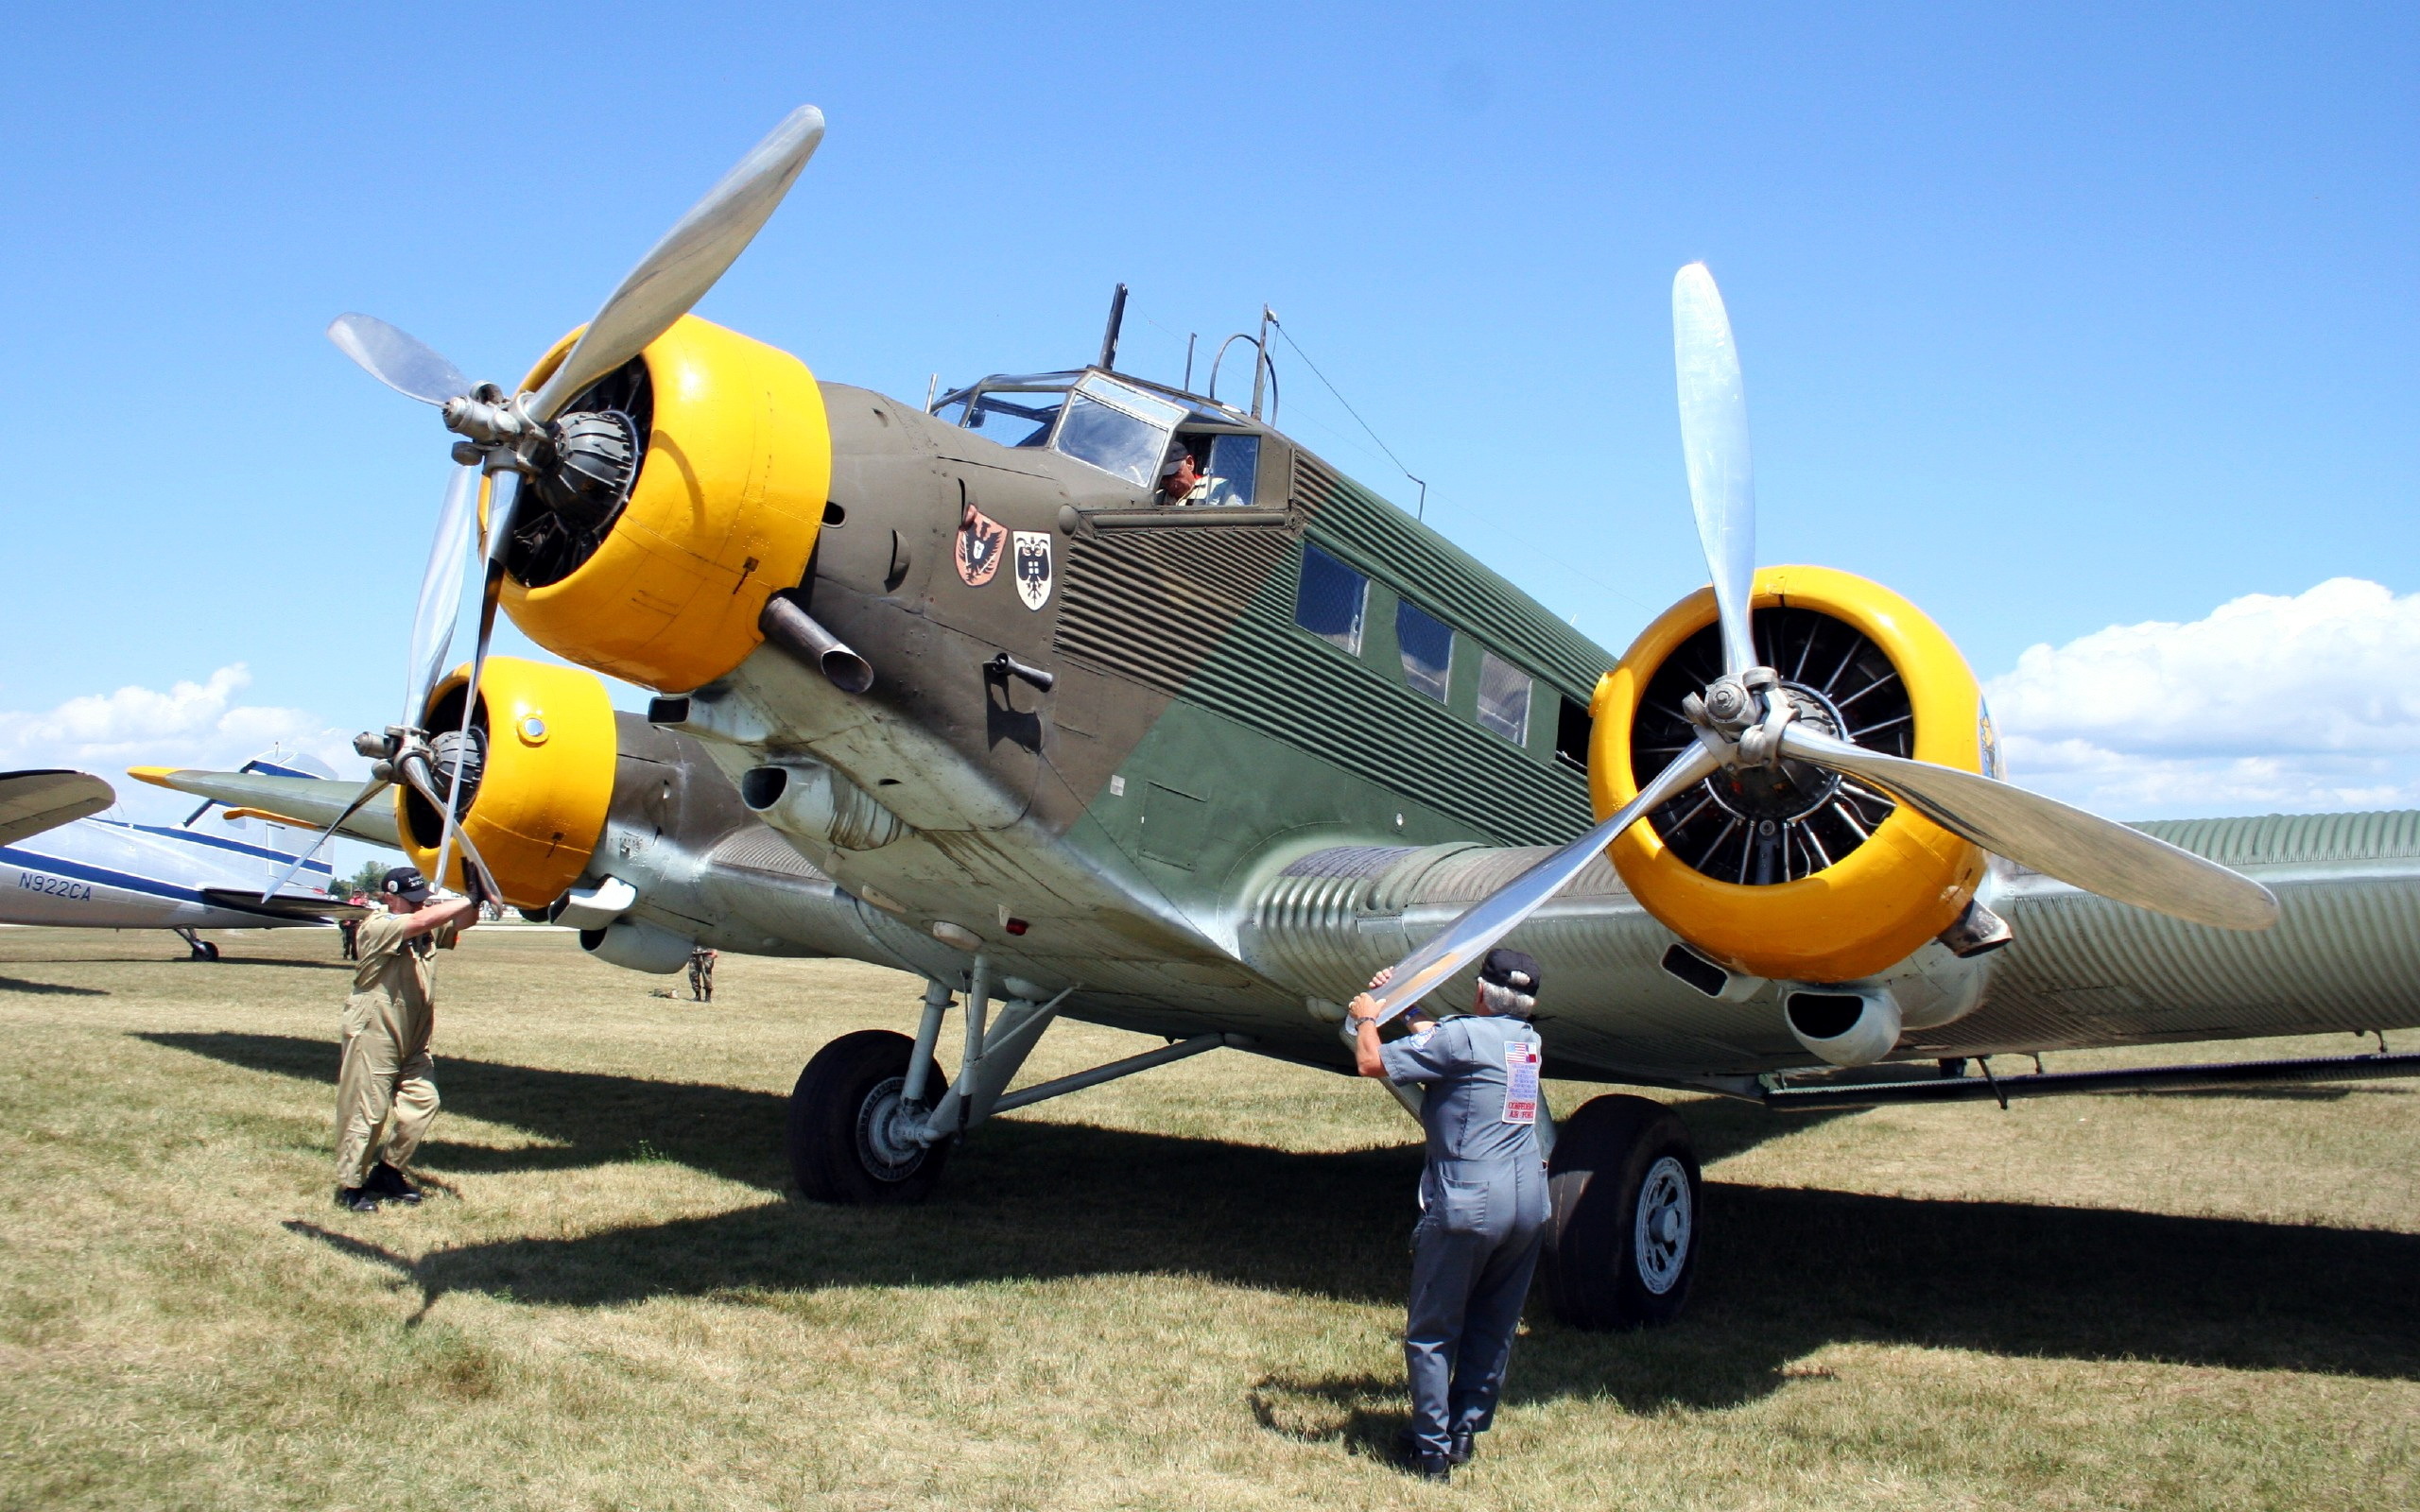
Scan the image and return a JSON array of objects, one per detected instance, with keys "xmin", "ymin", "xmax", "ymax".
[
  {"xmin": 1449, "ymin": 1428, "xmax": 1476, "ymax": 1466},
  {"xmin": 366, "ymin": 1162, "xmax": 421, "ymax": 1205},
  {"xmin": 336, "ymin": 1186, "xmax": 378, "ymax": 1212}
]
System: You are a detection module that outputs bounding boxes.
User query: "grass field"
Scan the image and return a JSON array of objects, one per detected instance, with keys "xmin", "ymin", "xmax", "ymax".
[{"xmin": 2, "ymin": 923, "xmax": 2413, "ymax": 1511}]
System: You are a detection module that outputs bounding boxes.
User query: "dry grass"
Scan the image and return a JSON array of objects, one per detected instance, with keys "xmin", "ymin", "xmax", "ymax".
[{"xmin": 1, "ymin": 923, "xmax": 2413, "ymax": 1511}]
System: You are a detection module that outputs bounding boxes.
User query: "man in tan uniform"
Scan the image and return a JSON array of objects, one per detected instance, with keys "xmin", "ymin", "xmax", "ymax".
[{"xmin": 335, "ymin": 865, "xmax": 480, "ymax": 1211}]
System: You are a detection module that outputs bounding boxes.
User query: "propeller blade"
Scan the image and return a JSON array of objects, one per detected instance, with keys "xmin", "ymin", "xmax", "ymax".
[
  {"xmin": 1774, "ymin": 725, "xmax": 2278, "ymax": 931},
  {"xmin": 431, "ymin": 472, "xmax": 519, "ymax": 890},
  {"xmin": 404, "ymin": 465, "xmax": 479, "ymax": 725},
  {"xmin": 1353, "ymin": 742, "xmax": 1723, "ymax": 1027},
  {"xmin": 327, "ymin": 314, "xmax": 472, "ymax": 405},
  {"xmin": 1672, "ymin": 263, "xmax": 1758, "ymax": 677},
  {"xmin": 530, "ymin": 105, "xmax": 825, "ymax": 420},
  {"xmin": 258, "ymin": 777, "xmax": 390, "ymax": 902},
  {"xmin": 399, "ymin": 753, "xmax": 501, "ymax": 902}
]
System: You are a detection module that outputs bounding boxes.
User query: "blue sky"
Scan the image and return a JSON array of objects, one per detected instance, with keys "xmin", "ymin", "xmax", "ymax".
[{"xmin": 2, "ymin": 2, "xmax": 2413, "ymax": 834}]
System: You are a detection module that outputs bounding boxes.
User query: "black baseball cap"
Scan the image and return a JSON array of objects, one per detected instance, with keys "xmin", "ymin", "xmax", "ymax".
[
  {"xmin": 1478, "ymin": 948, "xmax": 1541, "ymax": 995},
  {"xmin": 381, "ymin": 866, "xmax": 431, "ymax": 902}
]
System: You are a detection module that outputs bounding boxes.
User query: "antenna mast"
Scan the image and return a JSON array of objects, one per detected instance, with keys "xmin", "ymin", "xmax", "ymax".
[{"xmin": 1097, "ymin": 283, "xmax": 1129, "ymax": 371}]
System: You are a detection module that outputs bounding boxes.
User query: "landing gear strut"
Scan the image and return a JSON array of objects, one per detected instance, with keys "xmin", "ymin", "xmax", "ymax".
[
  {"xmin": 787, "ymin": 957, "xmax": 1245, "ymax": 1206},
  {"xmin": 1539, "ymin": 1094, "xmax": 1703, "ymax": 1330},
  {"xmin": 173, "ymin": 928, "xmax": 220, "ymax": 962}
]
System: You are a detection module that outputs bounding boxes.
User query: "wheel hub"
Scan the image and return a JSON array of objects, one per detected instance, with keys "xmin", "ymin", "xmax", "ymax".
[
  {"xmin": 854, "ymin": 1074, "xmax": 932, "ymax": 1182},
  {"xmin": 1633, "ymin": 1155, "xmax": 1693, "ymax": 1296}
]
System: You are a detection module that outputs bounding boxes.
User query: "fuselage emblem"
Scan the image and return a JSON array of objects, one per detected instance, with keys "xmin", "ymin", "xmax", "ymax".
[
  {"xmin": 1013, "ymin": 530, "xmax": 1053, "ymax": 610},
  {"xmin": 957, "ymin": 503, "xmax": 1006, "ymax": 587}
]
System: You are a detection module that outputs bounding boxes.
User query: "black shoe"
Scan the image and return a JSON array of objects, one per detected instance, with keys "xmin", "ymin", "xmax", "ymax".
[
  {"xmin": 367, "ymin": 1162, "xmax": 421, "ymax": 1205},
  {"xmin": 1392, "ymin": 1429, "xmax": 1452, "ymax": 1483},
  {"xmin": 336, "ymin": 1186, "xmax": 378, "ymax": 1212},
  {"xmin": 1448, "ymin": 1428, "xmax": 1476, "ymax": 1466}
]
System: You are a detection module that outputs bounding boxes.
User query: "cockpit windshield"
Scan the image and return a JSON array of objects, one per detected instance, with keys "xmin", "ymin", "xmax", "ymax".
[
  {"xmin": 938, "ymin": 370, "xmax": 1212, "ymax": 488},
  {"xmin": 957, "ymin": 385, "xmax": 1066, "ymax": 448},
  {"xmin": 1054, "ymin": 373, "xmax": 1187, "ymax": 487}
]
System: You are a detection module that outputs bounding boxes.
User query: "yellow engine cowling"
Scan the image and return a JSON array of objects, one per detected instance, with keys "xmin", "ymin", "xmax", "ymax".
[
  {"xmin": 400, "ymin": 657, "xmax": 617, "ymax": 909},
  {"xmin": 1588, "ymin": 565, "xmax": 1989, "ymax": 983},
  {"xmin": 501, "ymin": 315, "xmax": 831, "ymax": 694}
]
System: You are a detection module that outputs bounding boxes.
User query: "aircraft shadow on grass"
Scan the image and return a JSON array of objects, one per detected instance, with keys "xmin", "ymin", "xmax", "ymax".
[
  {"xmin": 147, "ymin": 1030, "xmax": 2420, "ymax": 1411},
  {"xmin": 0, "ymin": 975, "xmax": 112, "ymax": 996}
]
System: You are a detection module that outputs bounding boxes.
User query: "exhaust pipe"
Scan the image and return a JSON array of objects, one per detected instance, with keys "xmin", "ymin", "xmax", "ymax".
[
  {"xmin": 1784, "ymin": 985, "xmax": 1903, "ymax": 1067},
  {"xmin": 740, "ymin": 759, "xmax": 908, "ymax": 851},
  {"xmin": 759, "ymin": 593, "xmax": 874, "ymax": 694}
]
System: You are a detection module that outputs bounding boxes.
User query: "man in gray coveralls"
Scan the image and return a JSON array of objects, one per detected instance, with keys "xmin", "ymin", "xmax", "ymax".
[{"xmin": 1348, "ymin": 948, "xmax": 1547, "ymax": 1485}]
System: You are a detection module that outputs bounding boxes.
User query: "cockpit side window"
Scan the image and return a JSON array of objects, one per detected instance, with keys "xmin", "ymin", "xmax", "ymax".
[{"xmin": 1185, "ymin": 433, "xmax": 1255, "ymax": 507}]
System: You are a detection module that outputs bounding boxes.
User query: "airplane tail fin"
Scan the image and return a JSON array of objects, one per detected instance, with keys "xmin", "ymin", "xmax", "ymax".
[{"xmin": 177, "ymin": 749, "xmax": 348, "ymax": 896}]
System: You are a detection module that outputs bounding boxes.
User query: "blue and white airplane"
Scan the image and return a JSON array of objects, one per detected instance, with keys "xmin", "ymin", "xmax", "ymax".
[{"xmin": 0, "ymin": 755, "xmax": 380, "ymax": 959}]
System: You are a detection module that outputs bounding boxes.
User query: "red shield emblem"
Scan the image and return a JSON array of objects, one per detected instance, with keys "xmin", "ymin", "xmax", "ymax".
[{"xmin": 957, "ymin": 502, "xmax": 1006, "ymax": 587}]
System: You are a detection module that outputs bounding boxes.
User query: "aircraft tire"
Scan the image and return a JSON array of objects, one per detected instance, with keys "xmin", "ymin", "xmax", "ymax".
[
  {"xmin": 194, "ymin": 939, "xmax": 220, "ymax": 962},
  {"xmin": 1539, "ymin": 1093, "xmax": 1702, "ymax": 1330},
  {"xmin": 787, "ymin": 1029, "xmax": 952, "ymax": 1205}
]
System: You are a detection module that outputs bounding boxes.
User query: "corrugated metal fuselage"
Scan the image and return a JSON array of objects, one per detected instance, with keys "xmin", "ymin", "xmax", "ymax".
[{"xmin": 604, "ymin": 380, "xmax": 2420, "ymax": 1085}]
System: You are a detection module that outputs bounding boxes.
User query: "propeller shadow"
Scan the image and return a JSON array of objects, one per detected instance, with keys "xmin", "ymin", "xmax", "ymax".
[{"xmin": 147, "ymin": 1031, "xmax": 2420, "ymax": 1408}]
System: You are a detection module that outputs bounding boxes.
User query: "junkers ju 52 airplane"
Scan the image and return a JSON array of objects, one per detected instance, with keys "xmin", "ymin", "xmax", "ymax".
[{"xmin": 141, "ymin": 106, "xmax": 2420, "ymax": 1328}]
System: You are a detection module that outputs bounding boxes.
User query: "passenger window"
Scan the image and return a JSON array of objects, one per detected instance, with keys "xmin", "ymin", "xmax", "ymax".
[
  {"xmin": 966, "ymin": 388, "xmax": 1064, "ymax": 447},
  {"xmin": 1202, "ymin": 433, "xmax": 1259, "ymax": 507},
  {"xmin": 1477, "ymin": 650, "xmax": 1531, "ymax": 745},
  {"xmin": 1396, "ymin": 599, "xmax": 1452, "ymax": 702},
  {"xmin": 1055, "ymin": 372, "xmax": 1185, "ymax": 487},
  {"xmin": 1295, "ymin": 543, "xmax": 1367, "ymax": 655}
]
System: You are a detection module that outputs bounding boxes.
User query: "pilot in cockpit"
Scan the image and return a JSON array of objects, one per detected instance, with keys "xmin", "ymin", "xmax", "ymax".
[{"xmin": 1157, "ymin": 440, "xmax": 1246, "ymax": 507}]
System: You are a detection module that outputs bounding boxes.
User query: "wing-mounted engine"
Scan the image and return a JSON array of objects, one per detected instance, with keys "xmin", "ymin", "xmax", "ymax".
[
  {"xmin": 497, "ymin": 316, "xmax": 832, "ymax": 694},
  {"xmin": 402, "ymin": 658, "xmax": 618, "ymax": 907},
  {"xmin": 1591, "ymin": 564, "xmax": 1990, "ymax": 983}
]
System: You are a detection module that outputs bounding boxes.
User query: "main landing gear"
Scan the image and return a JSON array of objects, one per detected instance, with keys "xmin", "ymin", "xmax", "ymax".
[
  {"xmin": 172, "ymin": 928, "xmax": 220, "ymax": 962},
  {"xmin": 1540, "ymin": 1094, "xmax": 1703, "ymax": 1330},
  {"xmin": 786, "ymin": 956, "xmax": 1247, "ymax": 1205},
  {"xmin": 785, "ymin": 964, "xmax": 1702, "ymax": 1330}
]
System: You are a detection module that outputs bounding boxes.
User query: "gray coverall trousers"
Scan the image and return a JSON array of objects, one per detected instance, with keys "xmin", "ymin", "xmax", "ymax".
[
  {"xmin": 1380, "ymin": 1012, "xmax": 1550, "ymax": 1460},
  {"xmin": 1406, "ymin": 1154, "xmax": 1548, "ymax": 1455}
]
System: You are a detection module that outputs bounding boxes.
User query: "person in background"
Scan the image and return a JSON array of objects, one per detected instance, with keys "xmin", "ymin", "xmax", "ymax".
[
  {"xmin": 688, "ymin": 945, "xmax": 718, "ymax": 1003},
  {"xmin": 333, "ymin": 866, "xmax": 481, "ymax": 1211},
  {"xmin": 1346, "ymin": 949, "xmax": 1549, "ymax": 1484}
]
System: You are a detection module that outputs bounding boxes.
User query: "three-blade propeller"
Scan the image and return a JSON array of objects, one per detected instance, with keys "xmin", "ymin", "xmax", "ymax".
[
  {"xmin": 267, "ymin": 106, "xmax": 827, "ymax": 903},
  {"xmin": 1350, "ymin": 262, "xmax": 2278, "ymax": 1027}
]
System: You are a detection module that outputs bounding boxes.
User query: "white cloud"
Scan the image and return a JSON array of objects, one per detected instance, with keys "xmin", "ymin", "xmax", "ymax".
[
  {"xmin": 0, "ymin": 664, "xmax": 358, "ymax": 824},
  {"xmin": 1983, "ymin": 578, "xmax": 2420, "ymax": 817}
]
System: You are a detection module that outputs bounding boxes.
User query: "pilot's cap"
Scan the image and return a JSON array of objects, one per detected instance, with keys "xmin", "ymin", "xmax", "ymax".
[
  {"xmin": 1478, "ymin": 948, "xmax": 1541, "ymax": 995},
  {"xmin": 381, "ymin": 866, "xmax": 431, "ymax": 902}
]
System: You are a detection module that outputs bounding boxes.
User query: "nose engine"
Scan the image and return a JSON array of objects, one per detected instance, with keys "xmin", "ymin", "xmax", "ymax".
[
  {"xmin": 1591, "ymin": 565, "xmax": 1992, "ymax": 984},
  {"xmin": 495, "ymin": 316, "xmax": 832, "ymax": 695}
]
